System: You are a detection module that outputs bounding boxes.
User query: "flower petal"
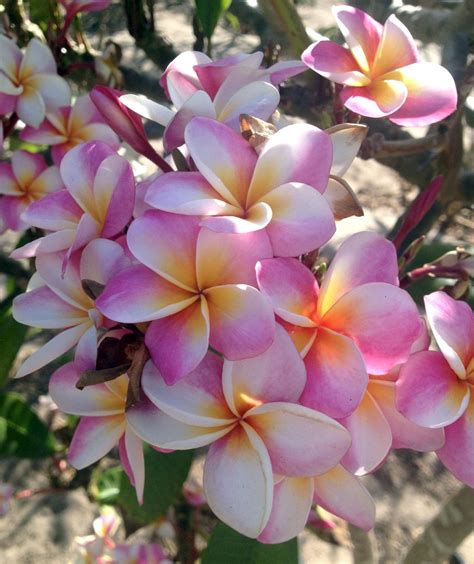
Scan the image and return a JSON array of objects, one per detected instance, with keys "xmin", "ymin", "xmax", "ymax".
[
  {"xmin": 80, "ymin": 238, "xmax": 131, "ymax": 285},
  {"xmin": 127, "ymin": 397, "xmax": 232, "ymax": 449},
  {"xmin": 146, "ymin": 171, "xmax": 239, "ymax": 216},
  {"xmin": 123, "ymin": 428, "xmax": 145, "ymax": 503},
  {"xmin": 222, "ymin": 323, "xmax": 306, "ymax": 415},
  {"xmin": 322, "ymin": 283, "xmax": 421, "ymax": 374},
  {"xmin": 324, "ymin": 175, "xmax": 363, "ymax": 221},
  {"xmin": 127, "ymin": 210, "xmax": 199, "ymax": 292},
  {"xmin": 16, "ymin": 87, "xmax": 46, "ymax": 128},
  {"xmin": 203, "ymin": 423, "xmax": 273, "ymax": 538},
  {"xmin": 0, "ymin": 35, "xmax": 22, "ymax": 80},
  {"xmin": 141, "ymin": 352, "xmax": 234, "ymax": 426},
  {"xmin": 256, "ymin": 257, "xmax": 318, "ymax": 327},
  {"xmin": 385, "ymin": 63, "xmax": 457, "ymax": 126},
  {"xmin": 248, "ymin": 124, "xmax": 333, "ymax": 204},
  {"xmin": 368, "ymin": 380, "xmax": 445, "ymax": 451},
  {"xmin": 313, "ymin": 464, "xmax": 375, "ymax": 531},
  {"xmin": 49, "ymin": 361, "xmax": 124, "ymax": 416},
  {"xmin": 145, "ymin": 297, "xmax": 210, "ymax": 385},
  {"xmin": 318, "ymin": 231, "xmax": 399, "ymax": 317},
  {"xmin": 196, "ymin": 227, "xmax": 272, "ymax": 288},
  {"xmin": 437, "ymin": 397, "xmax": 474, "ymax": 488},
  {"xmin": 96, "ymin": 265, "xmax": 197, "ymax": 323},
  {"xmin": 424, "ymin": 291, "xmax": 473, "ymax": 379},
  {"xmin": 68, "ymin": 415, "xmax": 125, "ymax": 469},
  {"xmin": 20, "ymin": 38, "xmax": 56, "ymax": 76},
  {"xmin": 11, "ymin": 150, "xmax": 47, "ymax": 187},
  {"xmin": 371, "ymin": 15, "xmax": 419, "ymax": 77},
  {"xmin": 199, "ymin": 202, "xmax": 272, "ymax": 234},
  {"xmin": 396, "ymin": 351, "xmax": 470, "ymax": 428},
  {"xmin": 15, "ymin": 322, "xmax": 90, "ymax": 378},
  {"xmin": 261, "ymin": 181, "xmax": 336, "ymax": 257},
  {"xmin": 339, "ymin": 391, "xmax": 392, "ymax": 475},
  {"xmin": 340, "ymin": 79, "xmax": 407, "ymax": 118},
  {"xmin": 300, "ymin": 327, "xmax": 368, "ymax": 419},
  {"xmin": 258, "ymin": 477, "xmax": 314, "ymax": 544},
  {"xmin": 26, "ymin": 74, "xmax": 71, "ymax": 112},
  {"xmin": 20, "ymin": 189, "xmax": 82, "ymax": 231},
  {"xmin": 163, "ymin": 90, "xmax": 216, "ymax": 152},
  {"xmin": 120, "ymin": 94, "xmax": 175, "ymax": 125},
  {"xmin": 30, "ymin": 165, "xmax": 64, "ymax": 196},
  {"xmin": 0, "ymin": 164, "xmax": 18, "ymax": 195},
  {"xmin": 302, "ymin": 40, "xmax": 370, "ymax": 86},
  {"xmin": 327, "ymin": 123, "xmax": 368, "ymax": 176},
  {"xmin": 185, "ymin": 117, "xmax": 257, "ymax": 209},
  {"xmin": 205, "ymin": 284, "xmax": 275, "ymax": 360},
  {"xmin": 246, "ymin": 402, "xmax": 351, "ymax": 476},
  {"xmin": 333, "ymin": 5, "xmax": 383, "ymax": 73}
]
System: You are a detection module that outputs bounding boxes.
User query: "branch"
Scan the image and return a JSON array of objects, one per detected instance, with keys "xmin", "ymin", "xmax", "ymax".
[
  {"xmin": 349, "ymin": 524, "xmax": 378, "ymax": 564},
  {"xmin": 403, "ymin": 485, "xmax": 474, "ymax": 564}
]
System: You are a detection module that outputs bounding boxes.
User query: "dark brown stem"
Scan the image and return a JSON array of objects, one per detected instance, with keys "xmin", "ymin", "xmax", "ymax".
[{"xmin": 125, "ymin": 343, "xmax": 150, "ymax": 409}]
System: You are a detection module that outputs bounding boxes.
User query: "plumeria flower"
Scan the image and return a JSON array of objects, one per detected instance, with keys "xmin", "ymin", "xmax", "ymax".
[
  {"xmin": 121, "ymin": 51, "xmax": 305, "ymax": 152},
  {"xmin": 73, "ymin": 506, "xmax": 120, "ymax": 563},
  {"xmin": 97, "ymin": 210, "xmax": 275, "ymax": 384},
  {"xmin": 0, "ymin": 483, "xmax": 14, "ymax": 517},
  {"xmin": 49, "ymin": 328, "xmax": 160, "ymax": 503},
  {"xmin": 0, "ymin": 36, "xmax": 70, "ymax": 127},
  {"xmin": 335, "ymin": 321, "xmax": 444, "ymax": 475},
  {"xmin": 145, "ymin": 118, "xmax": 336, "ymax": 257},
  {"xmin": 100, "ymin": 543, "xmax": 171, "ymax": 564},
  {"xmin": 259, "ymin": 464, "xmax": 376, "ymax": 543},
  {"xmin": 302, "ymin": 6, "xmax": 457, "ymax": 125},
  {"xmin": 13, "ymin": 239, "xmax": 130, "ymax": 377},
  {"xmin": 11, "ymin": 141, "xmax": 135, "ymax": 261},
  {"xmin": 20, "ymin": 95, "xmax": 120, "ymax": 164},
  {"xmin": 0, "ymin": 150, "xmax": 63, "ymax": 232},
  {"xmin": 397, "ymin": 291, "xmax": 474, "ymax": 487},
  {"xmin": 127, "ymin": 326, "xmax": 351, "ymax": 541},
  {"xmin": 257, "ymin": 232, "xmax": 422, "ymax": 420}
]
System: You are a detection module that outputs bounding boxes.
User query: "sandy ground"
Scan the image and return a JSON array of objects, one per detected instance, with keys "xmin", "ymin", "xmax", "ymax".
[{"xmin": 0, "ymin": 1, "xmax": 473, "ymax": 562}]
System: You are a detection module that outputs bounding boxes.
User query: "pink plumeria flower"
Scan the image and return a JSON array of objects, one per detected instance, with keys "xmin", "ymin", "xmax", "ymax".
[
  {"xmin": 97, "ymin": 210, "xmax": 275, "ymax": 384},
  {"xmin": 259, "ymin": 464, "xmax": 375, "ymax": 543},
  {"xmin": 11, "ymin": 141, "xmax": 135, "ymax": 261},
  {"xmin": 121, "ymin": 51, "xmax": 305, "ymax": 152},
  {"xmin": 101, "ymin": 543, "xmax": 171, "ymax": 564},
  {"xmin": 336, "ymin": 320, "xmax": 444, "ymax": 475},
  {"xmin": 49, "ymin": 330, "xmax": 159, "ymax": 503},
  {"xmin": 59, "ymin": 0, "xmax": 112, "ymax": 18},
  {"xmin": 257, "ymin": 232, "xmax": 422, "ymax": 420},
  {"xmin": 397, "ymin": 291, "xmax": 474, "ymax": 487},
  {"xmin": 302, "ymin": 6, "xmax": 457, "ymax": 126},
  {"xmin": 145, "ymin": 118, "xmax": 336, "ymax": 257},
  {"xmin": 13, "ymin": 239, "xmax": 130, "ymax": 377},
  {"xmin": 0, "ymin": 150, "xmax": 63, "ymax": 232},
  {"xmin": 127, "ymin": 326, "xmax": 351, "ymax": 541},
  {"xmin": 0, "ymin": 36, "xmax": 70, "ymax": 127},
  {"xmin": 0, "ymin": 483, "xmax": 14, "ymax": 517},
  {"xmin": 20, "ymin": 95, "xmax": 120, "ymax": 164},
  {"xmin": 73, "ymin": 506, "xmax": 120, "ymax": 563}
]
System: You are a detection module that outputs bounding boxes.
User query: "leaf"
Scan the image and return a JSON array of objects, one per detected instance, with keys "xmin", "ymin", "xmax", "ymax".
[
  {"xmin": 90, "ymin": 465, "xmax": 122, "ymax": 505},
  {"xmin": 0, "ymin": 392, "xmax": 58, "ymax": 458},
  {"xmin": 118, "ymin": 446, "xmax": 193, "ymax": 526},
  {"xmin": 202, "ymin": 522, "xmax": 299, "ymax": 564},
  {"xmin": 195, "ymin": 0, "xmax": 233, "ymax": 40},
  {"xmin": 0, "ymin": 304, "xmax": 29, "ymax": 387}
]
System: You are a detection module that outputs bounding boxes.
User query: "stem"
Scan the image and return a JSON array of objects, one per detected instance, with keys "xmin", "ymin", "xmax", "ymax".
[
  {"xmin": 361, "ymin": 132, "xmax": 447, "ymax": 160},
  {"xmin": 15, "ymin": 487, "xmax": 63, "ymax": 499},
  {"xmin": 400, "ymin": 264, "xmax": 468, "ymax": 289},
  {"xmin": 57, "ymin": 11, "xmax": 75, "ymax": 48},
  {"xmin": 403, "ymin": 485, "xmax": 474, "ymax": 564}
]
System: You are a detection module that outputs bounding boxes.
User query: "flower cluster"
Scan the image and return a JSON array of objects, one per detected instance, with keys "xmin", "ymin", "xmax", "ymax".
[{"xmin": 2, "ymin": 2, "xmax": 471, "ymax": 551}]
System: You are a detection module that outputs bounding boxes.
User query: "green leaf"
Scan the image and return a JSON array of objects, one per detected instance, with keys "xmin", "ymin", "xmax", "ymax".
[
  {"xmin": 202, "ymin": 522, "xmax": 299, "ymax": 564},
  {"xmin": 90, "ymin": 465, "xmax": 122, "ymax": 505},
  {"xmin": 195, "ymin": 0, "xmax": 233, "ymax": 39},
  {"xmin": 0, "ymin": 305, "xmax": 29, "ymax": 387},
  {"xmin": 118, "ymin": 446, "xmax": 193, "ymax": 525},
  {"xmin": 0, "ymin": 392, "xmax": 58, "ymax": 458}
]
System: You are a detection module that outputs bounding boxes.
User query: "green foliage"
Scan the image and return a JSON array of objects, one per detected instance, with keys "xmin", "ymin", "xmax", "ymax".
[
  {"xmin": 90, "ymin": 465, "xmax": 123, "ymax": 505},
  {"xmin": 202, "ymin": 522, "xmax": 298, "ymax": 564},
  {"xmin": 118, "ymin": 446, "xmax": 193, "ymax": 526},
  {"xmin": 0, "ymin": 300, "xmax": 28, "ymax": 387},
  {"xmin": 195, "ymin": 0, "xmax": 233, "ymax": 40},
  {"xmin": 0, "ymin": 392, "xmax": 58, "ymax": 458}
]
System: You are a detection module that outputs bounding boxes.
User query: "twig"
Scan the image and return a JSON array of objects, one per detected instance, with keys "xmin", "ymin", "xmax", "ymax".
[{"xmin": 403, "ymin": 485, "xmax": 474, "ymax": 564}]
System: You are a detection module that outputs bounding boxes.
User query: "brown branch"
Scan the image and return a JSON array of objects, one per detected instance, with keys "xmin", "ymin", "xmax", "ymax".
[{"xmin": 403, "ymin": 485, "xmax": 474, "ymax": 564}]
